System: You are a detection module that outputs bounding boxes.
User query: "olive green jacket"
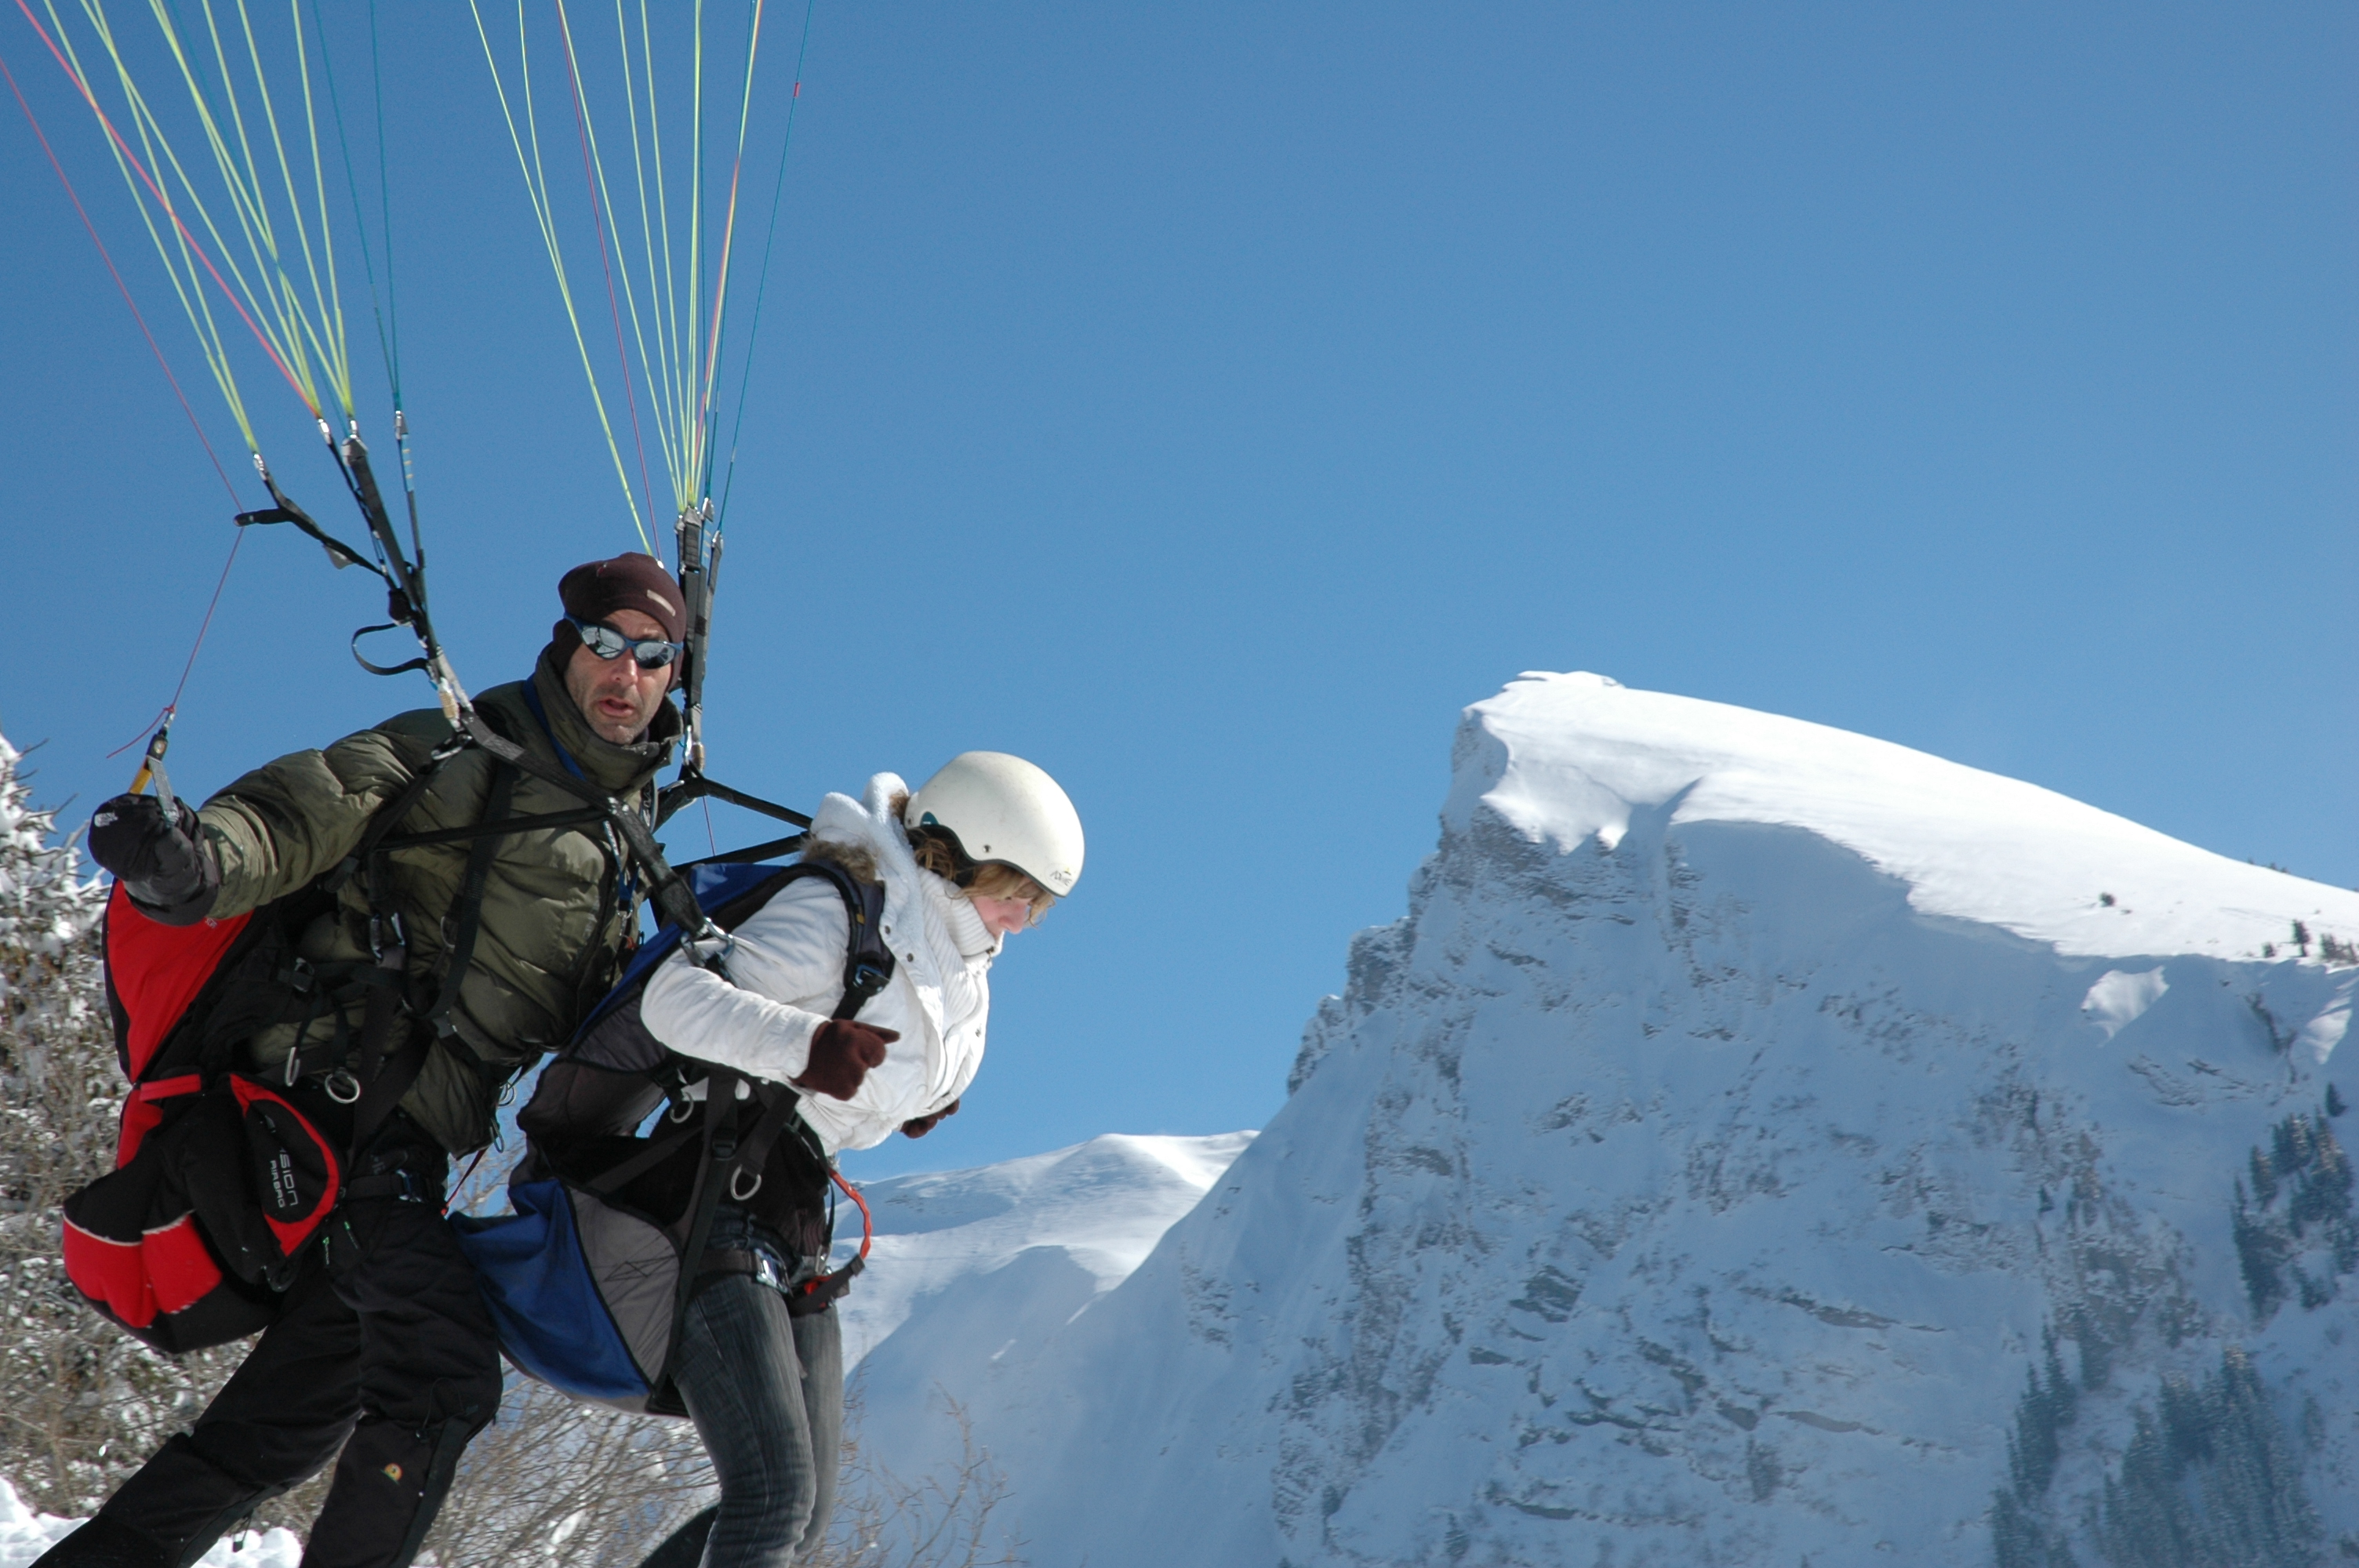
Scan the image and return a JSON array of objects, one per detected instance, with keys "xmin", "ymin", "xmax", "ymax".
[{"xmin": 196, "ymin": 648, "xmax": 679, "ymax": 1153}]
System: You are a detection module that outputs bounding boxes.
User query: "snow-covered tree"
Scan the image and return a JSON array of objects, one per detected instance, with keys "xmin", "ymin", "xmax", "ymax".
[{"xmin": 0, "ymin": 735, "xmax": 260, "ymax": 1519}]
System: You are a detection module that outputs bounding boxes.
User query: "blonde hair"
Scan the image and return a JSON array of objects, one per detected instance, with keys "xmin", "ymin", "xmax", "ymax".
[
  {"xmin": 892, "ymin": 789, "xmax": 1056, "ymax": 924},
  {"xmin": 802, "ymin": 794, "xmax": 1056, "ymax": 926}
]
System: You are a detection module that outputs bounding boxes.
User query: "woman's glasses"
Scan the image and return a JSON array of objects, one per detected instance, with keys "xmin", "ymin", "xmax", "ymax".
[{"xmin": 569, "ymin": 617, "xmax": 681, "ymax": 669}]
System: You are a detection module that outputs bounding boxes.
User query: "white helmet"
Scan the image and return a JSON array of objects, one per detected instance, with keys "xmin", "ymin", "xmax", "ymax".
[{"xmin": 904, "ymin": 752, "xmax": 1085, "ymax": 897}]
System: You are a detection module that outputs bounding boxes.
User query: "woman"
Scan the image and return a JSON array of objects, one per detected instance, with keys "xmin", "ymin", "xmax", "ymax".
[{"xmin": 635, "ymin": 751, "xmax": 1084, "ymax": 1568}]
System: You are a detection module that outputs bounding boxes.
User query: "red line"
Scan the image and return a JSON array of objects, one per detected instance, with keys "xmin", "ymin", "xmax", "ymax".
[
  {"xmin": 552, "ymin": 0, "xmax": 660, "ymax": 539},
  {"xmin": 11, "ymin": 0, "xmax": 319, "ymax": 416},
  {"xmin": 830, "ymin": 1167, "xmax": 873, "ymax": 1262},
  {"xmin": 105, "ymin": 706, "xmax": 173, "ymax": 758},
  {"xmin": 162, "ymin": 526, "xmax": 247, "ymax": 712},
  {"xmin": 700, "ymin": 143, "xmax": 743, "ymax": 439},
  {"xmin": 1, "ymin": 42, "xmax": 241, "ymax": 503},
  {"xmin": 104, "ymin": 517, "xmax": 248, "ymax": 753},
  {"xmin": 699, "ymin": 0, "xmax": 764, "ymax": 435}
]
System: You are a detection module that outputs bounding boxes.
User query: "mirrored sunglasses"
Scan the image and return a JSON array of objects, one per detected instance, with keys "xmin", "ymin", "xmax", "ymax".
[{"xmin": 569, "ymin": 617, "xmax": 681, "ymax": 669}]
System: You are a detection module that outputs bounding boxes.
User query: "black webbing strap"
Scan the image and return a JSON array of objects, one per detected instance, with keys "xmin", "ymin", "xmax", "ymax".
[
  {"xmin": 344, "ymin": 755, "xmax": 512, "ymax": 1157},
  {"xmin": 422, "ymin": 762, "xmax": 517, "ymax": 1039},
  {"xmin": 270, "ymin": 744, "xmax": 457, "ymax": 1099},
  {"xmin": 581, "ymin": 1119, "xmax": 700, "ymax": 1197},
  {"xmin": 454, "ymin": 713, "xmax": 710, "ymax": 946},
  {"xmin": 656, "ymin": 1064, "xmax": 744, "ymax": 1405}
]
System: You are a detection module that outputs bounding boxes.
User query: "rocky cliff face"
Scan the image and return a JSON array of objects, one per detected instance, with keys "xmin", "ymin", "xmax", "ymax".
[{"xmin": 866, "ymin": 673, "xmax": 2359, "ymax": 1567}]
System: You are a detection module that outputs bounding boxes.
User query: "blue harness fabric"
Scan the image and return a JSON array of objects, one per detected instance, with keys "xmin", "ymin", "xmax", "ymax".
[{"xmin": 453, "ymin": 858, "xmax": 892, "ymax": 1414}]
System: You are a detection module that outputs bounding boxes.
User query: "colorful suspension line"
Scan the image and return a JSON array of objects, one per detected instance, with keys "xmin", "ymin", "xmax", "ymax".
[{"xmin": 470, "ymin": 0, "xmax": 784, "ymax": 560}]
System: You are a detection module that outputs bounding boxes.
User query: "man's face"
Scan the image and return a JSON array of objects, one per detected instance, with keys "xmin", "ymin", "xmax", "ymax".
[{"xmin": 565, "ymin": 607, "xmax": 675, "ymax": 744}]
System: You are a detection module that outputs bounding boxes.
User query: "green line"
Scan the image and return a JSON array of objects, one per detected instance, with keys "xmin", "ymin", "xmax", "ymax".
[
  {"xmin": 47, "ymin": 0, "xmax": 259, "ymax": 448},
  {"xmin": 278, "ymin": 0, "xmax": 352, "ymax": 417},
  {"xmin": 554, "ymin": 0, "xmax": 678, "ymax": 506},
  {"xmin": 684, "ymin": 0, "xmax": 703, "ymax": 510},
  {"xmin": 310, "ymin": 0, "xmax": 396, "ymax": 410},
  {"xmin": 696, "ymin": 0, "xmax": 764, "ymax": 500},
  {"xmin": 467, "ymin": 0, "xmax": 650, "ymax": 550},
  {"xmin": 132, "ymin": 0, "xmax": 322, "ymax": 411},
  {"xmin": 615, "ymin": 0, "xmax": 682, "ymax": 495},
  {"xmin": 85, "ymin": 0, "xmax": 317, "ymax": 415},
  {"xmin": 712, "ymin": 0, "xmax": 812, "ymax": 520},
  {"xmin": 367, "ymin": 0, "xmax": 398, "ymax": 408}
]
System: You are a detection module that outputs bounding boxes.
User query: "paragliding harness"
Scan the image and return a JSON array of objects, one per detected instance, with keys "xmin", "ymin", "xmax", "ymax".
[
  {"xmin": 454, "ymin": 858, "xmax": 891, "ymax": 1416},
  {"xmin": 76, "ymin": 418, "xmax": 812, "ymax": 1363},
  {"xmin": 62, "ymin": 735, "xmax": 540, "ymax": 1352}
]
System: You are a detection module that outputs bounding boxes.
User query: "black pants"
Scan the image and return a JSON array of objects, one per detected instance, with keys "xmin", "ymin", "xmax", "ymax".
[{"xmin": 45, "ymin": 1131, "xmax": 503, "ymax": 1568}]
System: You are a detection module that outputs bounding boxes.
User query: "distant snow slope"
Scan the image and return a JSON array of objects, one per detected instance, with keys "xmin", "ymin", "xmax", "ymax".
[
  {"xmin": 857, "ymin": 673, "xmax": 2359, "ymax": 1567},
  {"xmin": 840, "ymin": 1130, "xmax": 1254, "ymax": 1381}
]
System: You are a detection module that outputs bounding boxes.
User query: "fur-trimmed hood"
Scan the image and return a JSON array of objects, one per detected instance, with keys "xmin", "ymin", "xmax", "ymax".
[{"xmin": 641, "ymin": 771, "xmax": 997, "ymax": 1153}]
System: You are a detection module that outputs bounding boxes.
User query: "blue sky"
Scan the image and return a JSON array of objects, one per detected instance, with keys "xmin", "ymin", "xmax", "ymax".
[{"xmin": 2, "ymin": 3, "xmax": 2351, "ymax": 1180}]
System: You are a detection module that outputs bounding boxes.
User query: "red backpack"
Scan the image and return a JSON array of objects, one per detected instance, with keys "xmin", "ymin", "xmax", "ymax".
[{"xmin": 63, "ymin": 753, "xmax": 510, "ymax": 1352}]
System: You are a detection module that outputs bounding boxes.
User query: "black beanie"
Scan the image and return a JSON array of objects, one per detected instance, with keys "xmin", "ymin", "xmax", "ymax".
[{"xmin": 558, "ymin": 553, "xmax": 687, "ymax": 642}]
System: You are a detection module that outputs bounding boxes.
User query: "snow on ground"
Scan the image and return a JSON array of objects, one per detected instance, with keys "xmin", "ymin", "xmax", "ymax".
[
  {"xmin": 836, "ymin": 1131, "xmax": 1255, "ymax": 1372},
  {"xmin": 0, "ymin": 1481, "xmax": 300, "ymax": 1568}
]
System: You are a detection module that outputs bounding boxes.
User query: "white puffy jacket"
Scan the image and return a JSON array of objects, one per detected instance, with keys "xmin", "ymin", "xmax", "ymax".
[{"xmin": 639, "ymin": 773, "xmax": 998, "ymax": 1154}]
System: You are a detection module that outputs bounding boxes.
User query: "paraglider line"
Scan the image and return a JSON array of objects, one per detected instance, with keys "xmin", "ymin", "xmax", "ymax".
[
  {"xmin": 13, "ymin": 0, "xmax": 322, "ymax": 418},
  {"xmin": 712, "ymin": 0, "xmax": 815, "ymax": 522},
  {"xmin": 101, "ymin": 525, "xmax": 249, "ymax": 756},
  {"xmin": 2, "ymin": 41, "xmax": 241, "ymax": 503},
  {"xmin": 551, "ymin": 0, "xmax": 660, "ymax": 543}
]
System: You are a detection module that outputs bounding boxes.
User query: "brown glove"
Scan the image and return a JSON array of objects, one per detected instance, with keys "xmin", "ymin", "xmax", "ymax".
[
  {"xmin": 902, "ymin": 1098, "xmax": 961, "ymax": 1138},
  {"xmin": 794, "ymin": 1020, "xmax": 897, "ymax": 1101}
]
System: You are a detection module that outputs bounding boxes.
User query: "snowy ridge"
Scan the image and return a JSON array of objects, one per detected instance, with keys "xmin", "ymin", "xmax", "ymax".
[
  {"xmin": 856, "ymin": 673, "xmax": 2359, "ymax": 1566},
  {"xmin": 1460, "ymin": 672, "xmax": 2359, "ymax": 964}
]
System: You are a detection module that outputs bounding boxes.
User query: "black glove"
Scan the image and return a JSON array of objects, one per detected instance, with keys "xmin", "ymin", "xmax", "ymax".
[
  {"xmin": 901, "ymin": 1098, "xmax": 961, "ymax": 1138},
  {"xmin": 794, "ymin": 1019, "xmax": 897, "ymax": 1102},
  {"xmin": 88, "ymin": 793, "xmax": 220, "ymax": 924}
]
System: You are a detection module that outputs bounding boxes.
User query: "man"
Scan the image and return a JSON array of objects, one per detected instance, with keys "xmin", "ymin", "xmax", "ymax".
[{"xmin": 45, "ymin": 554, "xmax": 689, "ymax": 1568}]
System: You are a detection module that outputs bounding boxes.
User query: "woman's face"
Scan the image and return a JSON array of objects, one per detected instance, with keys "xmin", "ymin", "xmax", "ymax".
[{"xmin": 970, "ymin": 892, "xmax": 1032, "ymax": 938}]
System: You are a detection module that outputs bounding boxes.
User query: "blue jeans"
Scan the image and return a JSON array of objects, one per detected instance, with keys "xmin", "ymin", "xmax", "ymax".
[{"xmin": 671, "ymin": 1218, "xmax": 844, "ymax": 1568}]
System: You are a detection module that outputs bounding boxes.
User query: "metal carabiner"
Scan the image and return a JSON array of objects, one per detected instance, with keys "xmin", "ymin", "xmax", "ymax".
[
  {"xmin": 324, "ymin": 1070, "xmax": 362, "ymax": 1105},
  {"xmin": 729, "ymin": 1166, "xmax": 764, "ymax": 1202}
]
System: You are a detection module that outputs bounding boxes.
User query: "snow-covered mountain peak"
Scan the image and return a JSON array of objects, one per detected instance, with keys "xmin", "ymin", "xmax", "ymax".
[
  {"xmin": 1455, "ymin": 670, "xmax": 2359, "ymax": 964},
  {"xmin": 859, "ymin": 674, "xmax": 2357, "ymax": 1566}
]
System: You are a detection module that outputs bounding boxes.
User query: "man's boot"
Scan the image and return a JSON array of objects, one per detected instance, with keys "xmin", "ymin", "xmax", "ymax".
[
  {"xmin": 29, "ymin": 1515, "xmax": 172, "ymax": 1568},
  {"xmin": 38, "ymin": 1432, "xmax": 285, "ymax": 1568}
]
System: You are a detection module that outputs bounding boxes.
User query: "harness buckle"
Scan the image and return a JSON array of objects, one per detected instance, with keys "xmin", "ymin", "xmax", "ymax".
[{"xmin": 368, "ymin": 909, "xmax": 406, "ymax": 963}]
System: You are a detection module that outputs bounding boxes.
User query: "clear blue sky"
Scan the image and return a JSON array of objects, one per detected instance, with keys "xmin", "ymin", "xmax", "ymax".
[{"xmin": 2, "ymin": 3, "xmax": 2351, "ymax": 1180}]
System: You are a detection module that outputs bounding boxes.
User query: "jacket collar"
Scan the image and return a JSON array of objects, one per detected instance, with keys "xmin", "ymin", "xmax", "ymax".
[
  {"xmin": 923, "ymin": 871, "xmax": 1001, "ymax": 961},
  {"xmin": 525, "ymin": 644, "xmax": 680, "ymax": 796}
]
